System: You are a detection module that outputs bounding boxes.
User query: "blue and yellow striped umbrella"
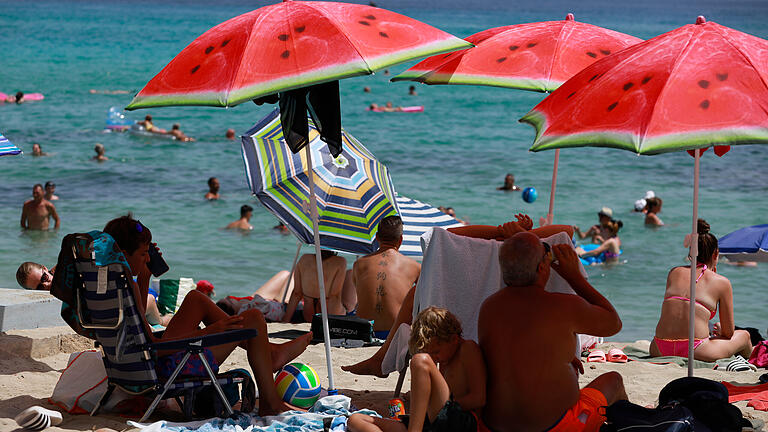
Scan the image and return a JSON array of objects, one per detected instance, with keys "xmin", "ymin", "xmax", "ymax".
[
  {"xmin": 0, "ymin": 133, "xmax": 21, "ymax": 157},
  {"xmin": 241, "ymin": 109, "xmax": 399, "ymax": 255}
]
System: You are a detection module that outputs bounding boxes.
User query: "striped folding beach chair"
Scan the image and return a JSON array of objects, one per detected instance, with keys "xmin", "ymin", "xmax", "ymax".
[{"xmin": 58, "ymin": 231, "xmax": 256, "ymax": 421}]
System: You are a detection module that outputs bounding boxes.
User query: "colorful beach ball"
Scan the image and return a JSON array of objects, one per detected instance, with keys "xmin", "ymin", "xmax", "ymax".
[
  {"xmin": 522, "ymin": 187, "xmax": 538, "ymax": 203},
  {"xmin": 274, "ymin": 362, "xmax": 321, "ymax": 408}
]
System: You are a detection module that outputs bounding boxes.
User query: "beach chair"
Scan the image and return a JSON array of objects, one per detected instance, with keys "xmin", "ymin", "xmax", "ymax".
[{"xmin": 53, "ymin": 231, "xmax": 257, "ymax": 421}]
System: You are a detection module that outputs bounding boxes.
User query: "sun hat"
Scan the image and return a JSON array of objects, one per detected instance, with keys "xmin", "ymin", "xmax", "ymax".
[
  {"xmin": 634, "ymin": 199, "xmax": 647, "ymax": 211},
  {"xmin": 196, "ymin": 280, "xmax": 214, "ymax": 295},
  {"xmin": 598, "ymin": 207, "xmax": 613, "ymax": 218},
  {"xmin": 644, "ymin": 190, "xmax": 655, "ymax": 199}
]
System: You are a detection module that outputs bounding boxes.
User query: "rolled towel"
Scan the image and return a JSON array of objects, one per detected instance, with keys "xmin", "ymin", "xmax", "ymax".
[{"xmin": 14, "ymin": 406, "xmax": 63, "ymax": 431}]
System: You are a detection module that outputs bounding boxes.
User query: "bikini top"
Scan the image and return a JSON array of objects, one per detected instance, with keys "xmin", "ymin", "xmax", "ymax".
[{"xmin": 664, "ymin": 264, "xmax": 716, "ymax": 320}]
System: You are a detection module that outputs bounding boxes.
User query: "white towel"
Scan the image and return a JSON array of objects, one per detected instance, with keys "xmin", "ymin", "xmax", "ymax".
[
  {"xmin": 414, "ymin": 228, "xmax": 586, "ymax": 342},
  {"xmin": 381, "ymin": 323, "xmax": 412, "ymax": 375}
]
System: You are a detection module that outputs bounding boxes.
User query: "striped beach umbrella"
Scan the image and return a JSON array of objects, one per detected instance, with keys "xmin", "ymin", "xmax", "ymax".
[
  {"xmin": 396, "ymin": 195, "xmax": 462, "ymax": 258},
  {"xmin": 0, "ymin": 133, "xmax": 21, "ymax": 157},
  {"xmin": 241, "ymin": 108, "xmax": 398, "ymax": 255}
]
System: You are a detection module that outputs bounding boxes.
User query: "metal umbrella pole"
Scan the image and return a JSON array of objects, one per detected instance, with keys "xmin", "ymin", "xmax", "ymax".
[
  {"xmin": 687, "ymin": 149, "xmax": 701, "ymax": 377},
  {"xmin": 546, "ymin": 149, "xmax": 560, "ymax": 225},
  {"xmin": 304, "ymin": 145, "xmax": 337, "ymax": 393}
]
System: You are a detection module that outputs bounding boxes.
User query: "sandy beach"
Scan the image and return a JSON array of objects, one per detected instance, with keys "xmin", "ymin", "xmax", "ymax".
[{"xmin": 0, "ymin": 323, "xmax": 766, "ymax": 431}]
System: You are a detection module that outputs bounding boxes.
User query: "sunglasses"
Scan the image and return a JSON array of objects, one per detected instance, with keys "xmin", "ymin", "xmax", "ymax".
[{"xmin": 36, "ymin": 270, "xmax": 51, "ymax": 291}]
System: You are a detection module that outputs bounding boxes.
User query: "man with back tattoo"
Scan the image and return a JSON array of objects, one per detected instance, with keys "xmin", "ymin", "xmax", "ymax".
[{"xmin": 352, "ymin": 216, "xmax": 420, "ymax": 338}]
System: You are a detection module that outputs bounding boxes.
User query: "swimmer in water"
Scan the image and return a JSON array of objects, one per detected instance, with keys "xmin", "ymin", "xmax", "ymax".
[
  {"xmin": 645, "ymin": 197, "xmax": 664, "ymax": 226},
  {"xmin": 93, "ymin": 143, "xmax": 108, "ymax": 162},
  {"xmin": 138, "ymin": 115, "xmax": 167, "ymax": 134},
  {"xmin": 168, "ymin": 123, "xmax": 195, "ymax": 142},
  {"xmin": 226, "ymin": 205, "xmax": 254, "ymax": 231},
  {"xmin": 31, "ymin": 143, "xmax": 47, "ymax": 157},
  {"xmin": 205, "ymin": 177, "xmax": 220, "ymax": 200},
  {"xmin": 497, "ymin": 173, "xmax": 521, "ymax": 191}
]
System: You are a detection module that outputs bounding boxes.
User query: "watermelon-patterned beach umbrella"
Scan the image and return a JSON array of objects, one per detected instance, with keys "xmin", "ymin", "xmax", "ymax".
[
  {"xmin": 392, "ymin": 14, "xmax": 641, "ymax": 92},
  {"xmin": 392, "ymin": 14, "xmax": 641, "ymax": 225},
  {"xmin": 126, "ymin": 1, "xmax": 472, "ymax": 110},
  {"xmin": 521, "ymin": 16, "xmax": 768, "ymax": 377},
  {"xmin": 0, "ymin": 133, "xmax": 21, "ymax": 157},
  {"xmin": 241, "ymin": 108, "xmax": 399, "ymax": 255}
]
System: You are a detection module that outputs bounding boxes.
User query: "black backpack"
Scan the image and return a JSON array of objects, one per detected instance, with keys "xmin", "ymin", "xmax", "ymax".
[{"xmin": 602, "ymin": 377, "xmax": 746, "ymax": 432}]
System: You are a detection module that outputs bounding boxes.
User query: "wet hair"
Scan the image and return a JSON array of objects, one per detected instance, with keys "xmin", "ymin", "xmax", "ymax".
[
  {"xmin": 145, "ymin": 115, "xmax": 152, "ymax": 121},
  {"xmin": 208, "ymin": 177, "xmax": 218, "ymax": 187},
  {"xmin": 240, "ymin": 204, "xmax": 253, "ymax": 217},
  {"xmin": 33, "ymin": 183, "xmax": 43, "ymax": 192},
  {"xmin": 44, "ymin": 181, "xmax": 55, "ymax": 189},
  {"xmin": 15, "ymin": 91, "xmax": 23, "ymax": 103},
  {"xmin": 172, "ymin": 123, "xmax": 180, "ymax": 130},
  {"xmin": 376, "ymin": 215, "xmax": 403, "ymax": 242},
  {"xmin": 16, "ymin": 262, "xmax": 44, "ymax": 289},
  {"xmin": 606, "ymin": 219, "xmax": 623, "ymax": 235},
  {"xmin": 94, "ymin": 143, "xmax": 105, "ymax": 154},
  {"xmin": 103, "ymin": 214, "xmax": 152, "ymax": 255},
  {"xmin": 409, "ymin": 306, "xmax": 462, "ymax": 355},
  {"xmin": 646, "ymin": 197, "xmax": 662, "ymax": 212},
  {"xmin": 499, "ymin": 235, "xmax": 541, "ymax": 286},
  {"xmin": 696, "ymin": 219, "xmax": 718, "ymax": 264}
]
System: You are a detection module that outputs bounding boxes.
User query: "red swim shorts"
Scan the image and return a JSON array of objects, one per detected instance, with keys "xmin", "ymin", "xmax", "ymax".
[{"xmin": 547, "ymin": 388, "xmax": 607, "ymax": 431}]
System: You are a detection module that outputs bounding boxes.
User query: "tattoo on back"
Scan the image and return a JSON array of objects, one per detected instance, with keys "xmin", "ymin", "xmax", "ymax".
[
  {"xmin": 376, "ymin": 285, "xmax": 386, "ymax": 296},
  {"xmin": 376, "ymin": 271, "xmax": 386, "ymax": 280},
  {"xmin": 375, "ymin": 302, "xmax": 384, "ymax": 313}
]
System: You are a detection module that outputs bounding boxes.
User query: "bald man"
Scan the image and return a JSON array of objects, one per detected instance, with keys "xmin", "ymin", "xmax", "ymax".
[{"xmin": 479, "ymin": 232, "xmax": 627, "ymax": 431}]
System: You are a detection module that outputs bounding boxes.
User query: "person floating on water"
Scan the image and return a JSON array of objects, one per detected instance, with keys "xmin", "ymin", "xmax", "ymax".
[
  {"xmin": 645, "ymin": 197, "xmax": 664, "ymax": 226},
  {"xmin": 9, "ymin": 91, "xmax": 24, "ymax": 104},
  {"xmin": 138, "ymin": 114, "xmax": 167, "ymax": 134},
  {"xmin": 574, "ymin": 207, "xmax": 617, "ymax": 244},
  {"xmin": 168, "ymin": 123, "xmax": 195, "ymax": 142},
  {"xmin": 650, "ymin": 219, "xmax": 753, "ymax": 361},
  {"xmin": 44, "ymin": 181, "xmax": 59, "ymax": 201},
  {"xmin": 348, "ymin": 307, "xmax": 486, "ymax": 432},
  {"xmin": 93, "ymin": 143, "xmax": 108, "ymax": 162},
  {"xmin": 225, "ymin": 204, "xmax": 254, "ymax": 230},
  {"xmin": 497, "ymin": 173, "xmax": 521, "ymax": 191},
  {"xmin": 205, "ymin": 177, "xmax": 220, "ymax": 200},
  {"xmin": 21, "ymin": 184, "xmax": 60, "ymax": 230}
]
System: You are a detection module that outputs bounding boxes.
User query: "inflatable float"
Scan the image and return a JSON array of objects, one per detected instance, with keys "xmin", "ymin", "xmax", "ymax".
[
  {"xmin": 104, "ymin": 107, "xmax": 135, "ymax": 132},
  {"xmin": 129, "ymin": 124, "xmax": 176, "ymax": 140},
  {"xmin": 367, "ymin": 105, "xmax": 424, "ymax": 113},
  {"xmin": 0, "ymin": 92, "xmax": 44, "ymax": 102},
  {"xmin": 579, "ymin": 243, "xmax": 623, "ymax": 266}
]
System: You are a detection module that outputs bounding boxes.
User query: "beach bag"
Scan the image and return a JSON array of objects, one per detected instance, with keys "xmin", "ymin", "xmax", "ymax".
[
  {"xmin": 49, "ymin": 350, "xmax": 107, "ymax": 414},
  {"xmin": 749, "ymin": 340, "xmax": 768, "ymax": 368},
  {"xmin": 658, "ymin": 377, "xmax": 745, "ymax": 432},
  {"xmin": 311, "ymin": 314, "xmax": 374, "ymax": 342},
  {"xmin": 602, "ymin": 400, "xmax": 696, "ymax": 431}
]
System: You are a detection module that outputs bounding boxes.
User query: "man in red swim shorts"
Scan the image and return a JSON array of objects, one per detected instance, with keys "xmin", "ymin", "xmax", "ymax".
[{"xmin": 479, "ymin": 232, "xmax": 628, "ymax": 431}]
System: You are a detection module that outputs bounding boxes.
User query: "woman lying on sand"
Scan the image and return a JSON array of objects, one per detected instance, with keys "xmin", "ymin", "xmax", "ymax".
[
  {"xmin": 650, "ymin": 219, "xmax": 752, "ymax": 361},
  {"xmin": 104, "ymin": 214, "xmax": 312, "ymax": 415}
]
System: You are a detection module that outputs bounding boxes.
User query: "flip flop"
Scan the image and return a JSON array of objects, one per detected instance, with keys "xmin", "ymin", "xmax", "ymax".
[
  {"xmin": 587, "ymin": 350, "xmax": 606, "ymax": 363},
  {"xmin": 14, "ymin": 406, "xmax": 62, "ymax": 431},
  {"xmin": 607, "ymin": 348, "xmax": 628, "ymax": 363},
  {"xmin": 726, "ymin": 355, "xmax": 758, "ymax": 372}
]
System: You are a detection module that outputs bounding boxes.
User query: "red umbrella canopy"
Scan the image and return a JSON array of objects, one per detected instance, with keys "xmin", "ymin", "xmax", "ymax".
[
  {"xmin": 391, "ymin": 14, "xmax": 642, "ymax": 92},
  {"xmin": 521, "ymin": 16, "xmax": 768, "ymax": 155},
  {"xmin": 126, "ymin": 1, "xmax": 471, "ymax": 110}
]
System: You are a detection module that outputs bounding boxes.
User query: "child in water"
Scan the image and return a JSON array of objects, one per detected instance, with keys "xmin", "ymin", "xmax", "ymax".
[{"xmin": 348, "ymin": 307, "xmax": 486, "ymax": 432}]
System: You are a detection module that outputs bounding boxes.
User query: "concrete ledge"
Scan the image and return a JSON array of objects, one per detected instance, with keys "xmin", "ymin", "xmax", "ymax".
[
  {"xmin": 0, "ymin": 287, "xmax": 66, "ymax": 332},
  {"xmin": 0, "ymin": 326, "xmax": 93, "ymax": 359}
]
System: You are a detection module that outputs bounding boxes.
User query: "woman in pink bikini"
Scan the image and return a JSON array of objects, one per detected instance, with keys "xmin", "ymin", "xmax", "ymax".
[{"xmin": 650, "ymin": 219, "xmax": 753, "ymax": 361}]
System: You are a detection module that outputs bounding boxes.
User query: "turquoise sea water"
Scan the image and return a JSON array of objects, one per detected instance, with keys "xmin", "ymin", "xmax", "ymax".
[{"xmin": 1, "ymin": 0, "xmax": 767, "ymax": 341}]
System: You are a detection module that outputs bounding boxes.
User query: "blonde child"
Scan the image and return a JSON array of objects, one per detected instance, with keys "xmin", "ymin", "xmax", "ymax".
[{"xmin": 348, "ymin": 307, "xmax": 486, "ymax": 432}]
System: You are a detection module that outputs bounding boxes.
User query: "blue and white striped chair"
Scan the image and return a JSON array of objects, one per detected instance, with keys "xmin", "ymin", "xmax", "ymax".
[{"xmin": 61, "ymin": 232, "xmax": 255, "ymax": 421}]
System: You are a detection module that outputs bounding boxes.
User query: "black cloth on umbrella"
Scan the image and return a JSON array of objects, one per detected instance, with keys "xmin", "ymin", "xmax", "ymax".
[{"xmin": 254, "ymin": 81, "xmax": 342, "ymax": 157}]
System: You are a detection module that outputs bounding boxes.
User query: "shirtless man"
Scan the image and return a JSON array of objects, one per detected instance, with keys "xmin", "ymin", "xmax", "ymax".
[
  {"xmin": 21, "ymin": 184, "xmax": 60, "ymax": 230},
  {"xmin": 574, "ymin": 207, "xmax": 617, "ymax": 243},
  {"xmin": 479, "ymin": 232, "xmax": 626, "ymax": 431},
  {"xmin": 93, "ymin": 143, "xmax": 108, "ymax": 162},
  {"xmin": 205, "ymin": 177, "xmax": 220, "ymax": 200},
  {"xmin": 284, "ymin": 251, "xmax": 349, "ymax": 323},
  {"xmin": 168, "ymin": 123, "xmax": 195, "ymax": 142},
  {"xmin": 352, "ymin": 216, "xmax": 420, "ymax": 336},
  {"xmin": 225, "ymin": 205, "xmax": 253, "ymax": 230},
  {"xmin": 44, "ymin": 181, "xmax": 59, "ymax": 201}
]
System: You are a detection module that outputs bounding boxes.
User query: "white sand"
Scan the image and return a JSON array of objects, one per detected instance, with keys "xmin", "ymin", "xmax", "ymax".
[{"xmin": 0, "ymin": 325, "xmax": 766, "ymax": 431}]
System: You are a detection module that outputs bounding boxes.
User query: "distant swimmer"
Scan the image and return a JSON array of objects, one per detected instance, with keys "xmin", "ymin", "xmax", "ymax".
[
  {"xmin": 44, "ymin": 181, "xmax": 59, "ymax": 201},
  {"xmin": 31, "ymin": 143, "xmax": 47, "ymax": 157},
  {"xmin": 93, "ymin": 143, "xmax": 109, "ymax": 162},
  {"xmin": 168, "ymin": 123, "xmax": 195, "ymax": 142},
  {"xmin": 497, "ymin": 173, "xmax": 521, "ymax": 191},
  {"xmin": 21, "ymin": 184, "xmax": 60, "ymax": 230},
  {"xmin": 273, "ymin": 220, "xmax": 290, "ymax": 235},
  {"xmin": 10, "ymin": 91, "xmax": 24, "ymax": 104},
  {"xmin": 644, "ymin": 197, "xmax": 664, "ymax": 226},
  {"xmin": 363, "ymin": 86, "xmax": 371, "ymax": 93},
  {"xmin": 226, "ymin": 204, "xmax": 254, "ymax": 231},
  {"xmin": 138, "ymin": 114, "xmax": 167, "ymax": 134},
  {"xmin": 444, "ymin": 206, "xmax": 467, "ymax": 225},
  {"xmin": 574, "ymin": 207, "xmax": 617, "ymax": 243},
  {"xmin": 408, "ymin": 85, "xmax": 417, "ymax": 96},
  {"xmin": 225, "ymin": 128, "xmax": 236, "ymax": 140},
  {"xmin": 89, "ymin": 89, "xmax": 131, "ymax": 95},
  {"xmin": 205, "ymin": 177, "xmax": 220, "ymax": 200}
]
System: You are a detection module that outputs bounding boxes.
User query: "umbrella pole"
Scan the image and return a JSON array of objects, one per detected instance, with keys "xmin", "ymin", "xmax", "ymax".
[
  {"xmin": 304, "ymin": 145, "xmax": 337, "ymax": 393},
  {"xmin": 687, "ymin": 149, "xmax": 701, "ymax": 377},
  {"xmin": 281, "ymin": 242, "xmax": 303, "ymax": 305},
  {"xmin": 546, "ymin": 149, "xmax": 560, "ymax": 225}
]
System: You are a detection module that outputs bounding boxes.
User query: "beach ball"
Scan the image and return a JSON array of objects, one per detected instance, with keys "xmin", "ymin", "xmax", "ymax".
[
  {"xmin": 522, "ymin": 187, "xmax": 537, "ymax": 203},
  {"xmin": 274, "ymin": 362, "xmax": 321, "ymax": 408}
]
